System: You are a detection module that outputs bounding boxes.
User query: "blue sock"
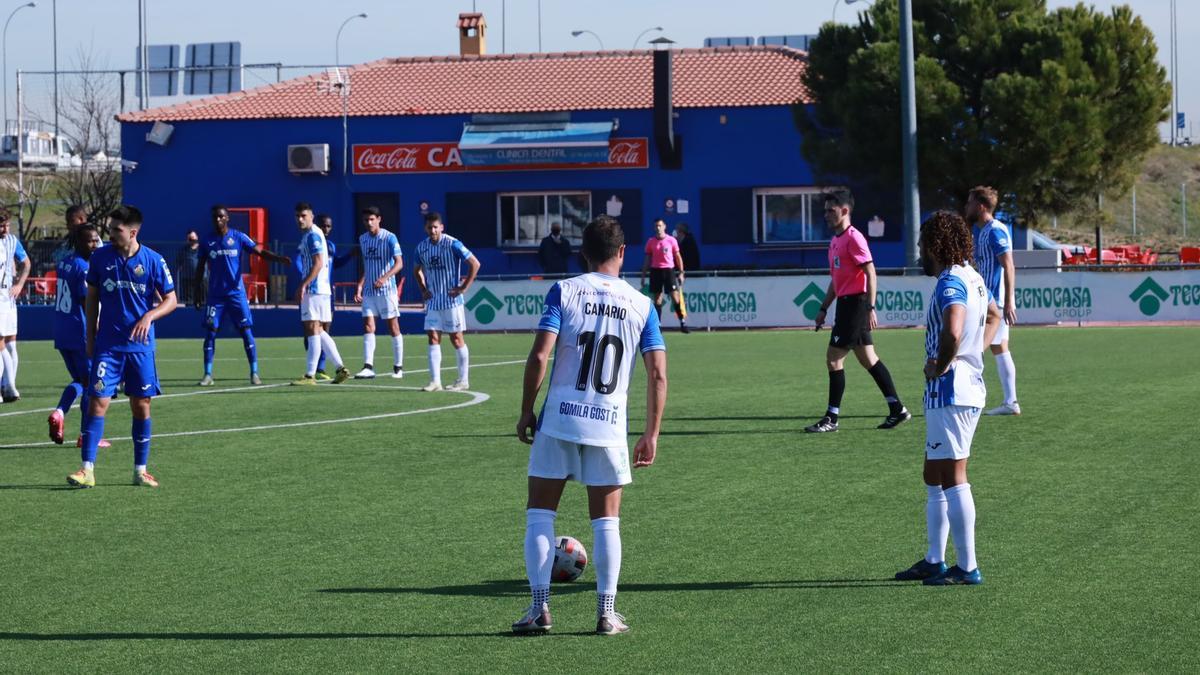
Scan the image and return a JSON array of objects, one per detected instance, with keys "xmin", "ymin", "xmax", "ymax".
[
  {"xmin": 203, "ymin": 330, "xmax": 217, "ymax": 376},
  {"xmin": 81, "ymin": 415, "xmax": 105, "ymax": 464},
  {"xmin": 317, "ymin": 350, "xmax": 327, "ymax": 373},
  {"xmin": 133, "ymin": 417, "xmax": 152, "ymax": 467},
  {"xmin": 242, "ymin": 329, "xmax": 258, "ymax": 374},
  {"xmin": 77, "ymin": 390, "xmax": 90, "ymax": 436},
  {"xmin": 56, "ymin": 382, "xmax": 83, "ymax": 414}
]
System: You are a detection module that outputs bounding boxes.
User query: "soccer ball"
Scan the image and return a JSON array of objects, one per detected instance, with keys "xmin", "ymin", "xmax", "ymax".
[{"xmin": 552, "ymin": 536, "xmax": 588, "ymax": 582}]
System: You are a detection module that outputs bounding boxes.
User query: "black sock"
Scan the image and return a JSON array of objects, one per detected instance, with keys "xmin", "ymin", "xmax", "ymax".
[
  {"xmin": 827, "ymin": 370, "xmax": 846, "ymax": 422},
  {"xmin": 868, "ymin": 361, "xmax": 902, "ymax": 413}
]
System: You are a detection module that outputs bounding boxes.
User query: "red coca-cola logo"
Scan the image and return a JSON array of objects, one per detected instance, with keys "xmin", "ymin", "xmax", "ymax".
[
  {"xmin": 608, "ymin": 141, "xmax": 643, "ymax": 166},
  {"xmin": 356, "ymin": 146, "xmax": 420, "ymax": 172}
]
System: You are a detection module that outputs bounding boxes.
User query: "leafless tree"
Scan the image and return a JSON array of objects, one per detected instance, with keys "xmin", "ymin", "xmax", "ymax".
[{"xmin": 53, "ymin": 45, "xmax": 122, "ymax": 235}]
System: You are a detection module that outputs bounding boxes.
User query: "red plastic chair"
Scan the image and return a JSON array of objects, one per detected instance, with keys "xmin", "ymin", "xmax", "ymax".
[{"xmin": 1181, "ymin": 247, "xmax": 1200, "ymax": 264}]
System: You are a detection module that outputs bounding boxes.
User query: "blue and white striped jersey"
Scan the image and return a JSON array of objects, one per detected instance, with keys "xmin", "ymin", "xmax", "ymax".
[
  {"xmin": 416, "ymin": 234, "xmax": 473, "ymax": 310},
  {"xmin": 0, "ymin": 233, "xmax": 28, "ymax": 293},
  {"xmin": 974, "ymin": 219, "xmax": 1012, "ymax": 305},
  {"xmin": 358, "ymin": 228, "xmax": 402, "ymax": 297},
  {"xmin": 536, "ymin": 273, "xmax": 666, "ymax": 447},
  {"xmin": 924, "ymin": 265, "xmax": 988, "ymax": 410},
  {"xmin": 297, "ymin": 226, "xmax": 331, "ymax": 296}
]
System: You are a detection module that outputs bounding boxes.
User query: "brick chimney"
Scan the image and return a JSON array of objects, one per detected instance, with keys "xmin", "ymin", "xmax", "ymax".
[{"xmin": 458, "ymin": 13, "xmax": 487, "ymax": 56}]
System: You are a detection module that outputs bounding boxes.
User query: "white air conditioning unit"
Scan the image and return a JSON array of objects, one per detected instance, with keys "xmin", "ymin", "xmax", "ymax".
[{"xmin": 288, "ymin": 143, "xmax": 329, "ymax": 174}]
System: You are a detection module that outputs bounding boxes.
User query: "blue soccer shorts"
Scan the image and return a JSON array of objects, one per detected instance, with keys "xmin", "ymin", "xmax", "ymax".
[
  {"xmin": 58, "ymin": 348, "xmax": 92, "ymax": 385},
  {"xmin": 204, "ymin": 293, "xmax": 254, "ymax": 331},
  {"xmin": 90, "ymin": 350, "xmax": 161, "ymax": 399}
]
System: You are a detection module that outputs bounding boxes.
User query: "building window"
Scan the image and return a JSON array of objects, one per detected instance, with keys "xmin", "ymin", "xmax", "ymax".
[
  {"xmin": 754, "ymin": 188, "xmax": 834, "ymax": 243},
  {"xmin": 498, "ymin": 192, "xmax": 591, "ymax": 247}
]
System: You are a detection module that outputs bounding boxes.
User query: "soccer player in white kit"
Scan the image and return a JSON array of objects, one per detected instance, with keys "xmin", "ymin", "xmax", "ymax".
[
  {"xmin": 895, "ymin": 211, "xmax": 1000, "ymax": 586},
  {"xmin": 352, "ymin": 206, "xmax": 405, "ymax": 379},
  {"xmin": 966, "ymin": 186, "xmax": 1021, "ymax": 415},
  {"xmin": 513, "ymin": 215, "xmax": 668, "ymax": 636},
  {"xmin": 292, "ymin": 202, "xmax": 349, "ymax": 386},
  {"xmin": 0, "ymin": 209, "xmax": 31, "ymax": 402}
]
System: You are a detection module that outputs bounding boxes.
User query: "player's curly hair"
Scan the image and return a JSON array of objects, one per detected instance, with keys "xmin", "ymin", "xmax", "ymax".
[{"xmin": 921, "ymin": 210, "xmax": 973, "ymax": 267}]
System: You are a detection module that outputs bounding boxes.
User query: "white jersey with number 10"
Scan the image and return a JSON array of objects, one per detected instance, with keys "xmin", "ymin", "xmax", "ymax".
[{"xmin": 536, "ymin": 273, "xmax": 666, "ymax": 447}]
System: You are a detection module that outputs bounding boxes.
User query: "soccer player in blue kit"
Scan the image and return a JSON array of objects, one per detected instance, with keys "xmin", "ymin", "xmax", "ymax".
[
  {"xmin": 194, "ymin": 205, "xmax": 289, "ymax": 385},
  {"xmin": 513, "ymin": 215, "xmax": 668, "ymax": 636},
  {"xmin": 67, "ymin": 206, "xmax": 178, "ymax": 488},
  {"xmin": 47, "ymin": 224, "xmax": 110, "ymax": 448}
]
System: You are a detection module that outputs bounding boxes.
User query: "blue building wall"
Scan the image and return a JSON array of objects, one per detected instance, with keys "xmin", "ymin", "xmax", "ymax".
[{"xmin": 119, "ymin": 103, "xmax": 907, "ymax": 293}]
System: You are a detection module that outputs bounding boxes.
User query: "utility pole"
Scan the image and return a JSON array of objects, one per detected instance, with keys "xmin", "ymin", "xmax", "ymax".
[
  {"xmin": 899, "ymin": 0, "xmax": 920, "ymax": 269},
  {"xmin": 53, "ymin": 0, "xmax": 58, "ymax": 139}
]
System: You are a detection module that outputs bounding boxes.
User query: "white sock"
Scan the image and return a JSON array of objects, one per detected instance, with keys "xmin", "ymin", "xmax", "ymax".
[
  {"xmin": 362, "ymin": 333, "xmax": 376, "ymax": 367},
  {"xmin": 925, "ymin": 484, "xmax": 948, "ymax": 564},
  {"xmin": 0, "ymin": 347, "xmax": 13, "ymax": 389},
  {"xmin": 591, "ymin": 517, "xmax": 621, "ymax": 615},
  {"xmin": 5, "ymin": 342, "xmax": 16, "ymax": 382},
  {"xmin": 455, "ymin": 345, "xmax": 469, "ymax": 383},
  {"xmin": 524, "ymin": 509, "xmax": 556, "ymax": 605},
  {"xmin": 318, "ymin": 331, "xmax": 344, "ymax": 370},
  {"xmin": 995, "ymin": 351, "xmax": 1017, "ymax": 405},
  {"xmin": 391, "ymin": 335, "xmax": 404, "ymax": 369},
  {"xmin": 428, "ymin": 344, "xmax": 442, "ymax": 384},
  {"xmin": 83, "ymin": 461, "xmax": 94, "ymax": 470},
  {"xmin": 305, "ymin": 336, "xmax": 321, "ymax": 376},
  {"xmin": 135, "ymin": 464, "xmax": 146, "ymax": 473},
  {"xmin": 945, "ymin": 483, "xmax": 978, "ymax": 572}
]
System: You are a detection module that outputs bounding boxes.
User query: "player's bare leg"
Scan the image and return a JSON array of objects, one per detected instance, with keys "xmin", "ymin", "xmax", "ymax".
[
  {"xmin": 588, "ymin": 485, "xmax": 629, "ymax": 635},
  {"xmin": 446, "ymin": 331, "xmax": 469, "ymax": 390},
  {"xmin": 514, "ymin": 477, "xmax": 568, "ymax": 634}
]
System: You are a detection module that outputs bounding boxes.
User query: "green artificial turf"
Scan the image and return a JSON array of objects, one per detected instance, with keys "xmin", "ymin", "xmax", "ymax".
[{"xmin": 1, "ymin": 327, "xmax": 1197, "ymax": 672}]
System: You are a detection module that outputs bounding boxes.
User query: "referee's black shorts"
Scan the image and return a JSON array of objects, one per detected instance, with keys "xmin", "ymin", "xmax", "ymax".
[
  {"xmin": 829, "ymin": 293, "xmax": 873, "ymax": 349},
  {"xmin": 649, "ymin": 268, "xmax": 678, "ymax": 295}
]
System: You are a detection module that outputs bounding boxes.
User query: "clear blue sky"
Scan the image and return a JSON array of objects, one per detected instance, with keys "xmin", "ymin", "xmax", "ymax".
[{"xmin": 3, "ymin": 0, "xmax": 1194, "ymax": 141}]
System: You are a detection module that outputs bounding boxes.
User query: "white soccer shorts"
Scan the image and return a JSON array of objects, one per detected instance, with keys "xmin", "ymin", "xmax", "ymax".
[
  {"xmin": 924, "ymin": 405, "xmax": 981, "ymax": 461},
  {"xmin": 528, "ymin": 432, "xmax": 632, "ymax": 486},
  {"xmin": 990, "ymin": 318, "xmax": 1010, "ymax": 346},
  {"xmin": 423, "ymin": 305, "xmax": 466, "ymax": 333},
  {"xmin": 0, "ymin": 299, "xmax": 16, "ymax": 336},
  {"xmin": 361, "ymin": 293, "xmax": 400, "ymax": 319},
  {"xmin": 300, "ymin": 294, "xmax": 332, "ymax": 322}
]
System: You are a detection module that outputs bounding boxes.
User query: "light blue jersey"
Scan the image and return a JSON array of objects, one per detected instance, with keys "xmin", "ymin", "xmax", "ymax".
[
  {"xmin": 0, "ymin": 233, "xmax": 28, "ymax": 293},
  {"xmin": 924, "ymin": 265, "xmax": 988, "ymax": 410},
  {"xmin": 359, "ymin": 228, "xmax": 402, "ymax": 297},
  {"xmin": 416, "ymin": 234, "xmax": 473, "ymax": 310},
  {"xmin": 297, "ymin": 226, "xmax": 331, "ymax": 296},
  {"xmin": 974, "ymin": 219, "xmax": 1011, "ymax": 305}
]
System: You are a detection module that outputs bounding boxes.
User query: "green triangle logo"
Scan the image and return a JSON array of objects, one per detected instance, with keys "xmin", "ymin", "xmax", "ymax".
[
  {"xmin": 793, "ymin": 283, "xmax": 826, "ymax": 321},
  {"xmin": 1129, "ymin": 277, "xmax": 1169, "ymax": 317}
]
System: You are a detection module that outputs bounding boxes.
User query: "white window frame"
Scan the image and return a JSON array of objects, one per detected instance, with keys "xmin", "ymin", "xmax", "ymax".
[
  {"xmin": 753, "ymin": 187, "xmax": 837, "ymax": 244},
  {"xmin": 497, "ymin": 190, "xmax": 592, "ymax": 248}
]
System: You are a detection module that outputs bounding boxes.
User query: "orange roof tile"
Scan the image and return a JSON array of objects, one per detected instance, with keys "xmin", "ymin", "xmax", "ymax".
[{"xmin": 117, "ymin": 46, "xmax": 810, "ymax": 123}]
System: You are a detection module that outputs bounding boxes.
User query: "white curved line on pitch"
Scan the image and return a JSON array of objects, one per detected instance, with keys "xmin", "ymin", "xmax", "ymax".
[
  {"xmin": 0, "ymin": 389, "xmax": 489, "ymax": 449},
  {"xmin": 0, "ymin": 359, "xmax": 524, "ymax": 419}
]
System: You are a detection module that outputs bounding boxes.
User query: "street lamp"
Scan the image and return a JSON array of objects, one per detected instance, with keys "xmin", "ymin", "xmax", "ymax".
[
  {"xmin": 633, "ymin": 26, "xmax": 663, "ymax": 49},
  {"xmin": 3, "ymin": 2, "xmax": 35, "ymax": 129},
  {"xmin": 571, "ymin": 30, "xmax": 604, "ymax": 51},
  {"xmin": 335, "ymin": 12, "xmax": 368, "ymax": 68},
  {"xmin": 832, "ymin": 0, "xmax": 872, "ymax": 23}
]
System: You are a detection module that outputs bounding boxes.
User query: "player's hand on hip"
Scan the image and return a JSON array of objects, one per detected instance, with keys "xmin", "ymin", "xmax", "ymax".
[
  {"xmin": 633, "ymin": 435, "xmax": 657, "ymax": 468},
  {"xmin": 130, "ymin": 316, "xmax": 153, "ymax": 344},
  {"xmin": 420, "ymin": 288, "xmax": 432, "ymax": 301},
  {"xmin": 1005, "ymin": 305, "xmax": 1018, "ymax": 326},
  {"xmin": 868, "ymin": 308, "xmax": 878, "ymax": 331},
  {"xmin": 517, "ymin": 411, "xmax": 538, "ymax": 444},
  {"xmin": 814, "ymin": 309, "xmax": 826, "ymax": 331}
]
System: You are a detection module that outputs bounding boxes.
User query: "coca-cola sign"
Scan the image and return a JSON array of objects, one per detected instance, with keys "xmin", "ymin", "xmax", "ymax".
[{"xmin": 352, "ymin": 138, "xmax": 649, "ymax": 174}]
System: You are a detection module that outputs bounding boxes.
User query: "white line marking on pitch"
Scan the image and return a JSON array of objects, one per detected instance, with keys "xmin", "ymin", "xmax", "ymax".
[
  {"xmin": 0, "ymin": 388, "xmax": 490, "ymax": 449},
  {"xmin": 0, "ymin": 359, "xmax": 525, "ymax": 419}
]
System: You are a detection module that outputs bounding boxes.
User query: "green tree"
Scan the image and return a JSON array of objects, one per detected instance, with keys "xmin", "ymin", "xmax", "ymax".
[{"xmin": 796, "ymin": 0, "xmax": 1171, "ymax": 223}]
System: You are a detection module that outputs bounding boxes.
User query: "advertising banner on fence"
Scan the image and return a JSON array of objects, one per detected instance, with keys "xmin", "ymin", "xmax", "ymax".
[{"xmin": 460, "ymin": 271, "xmax": 1200, "ymax": 331}]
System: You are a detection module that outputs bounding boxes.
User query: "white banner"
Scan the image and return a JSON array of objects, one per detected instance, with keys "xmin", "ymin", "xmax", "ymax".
[{"xmin": 459, "ymin": 271, "xmax": 1200, "ymax": 330}]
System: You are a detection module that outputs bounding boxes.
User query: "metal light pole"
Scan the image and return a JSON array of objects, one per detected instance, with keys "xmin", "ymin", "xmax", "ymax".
[
  {"xmin": 571, "ymin": 30, "xmax": 604, "ymax": 50},
  {"xmin": 1170, "ymin": 0, "xmax": 1176, "ymax": 145},
  {"xmin": 52, "ymin": 0, "xmax": 57, "ymax": 138},
  {"xmin": 3, "ymin": 2, "xmax": 35, "ymax": 129},
  {"xmin": 633, "ymin": 26, "xmax": 663, "ymax": 49},
  {"xmin": 899, "ymin": 0, "xmax": 921, "ymax": 267},
  {"xmin": 335, "ymin": 13, "xmax": 367, "ymax": 71}
]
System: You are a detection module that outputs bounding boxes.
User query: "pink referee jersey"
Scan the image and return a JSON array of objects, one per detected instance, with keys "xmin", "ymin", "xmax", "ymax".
[
  {"xmin": 828, "ymin": 225, "xmax": 872, "ymax": 297},
  {"xmin": 644, "ymin": 235, "xmax": 681, "ymax": 269}
]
